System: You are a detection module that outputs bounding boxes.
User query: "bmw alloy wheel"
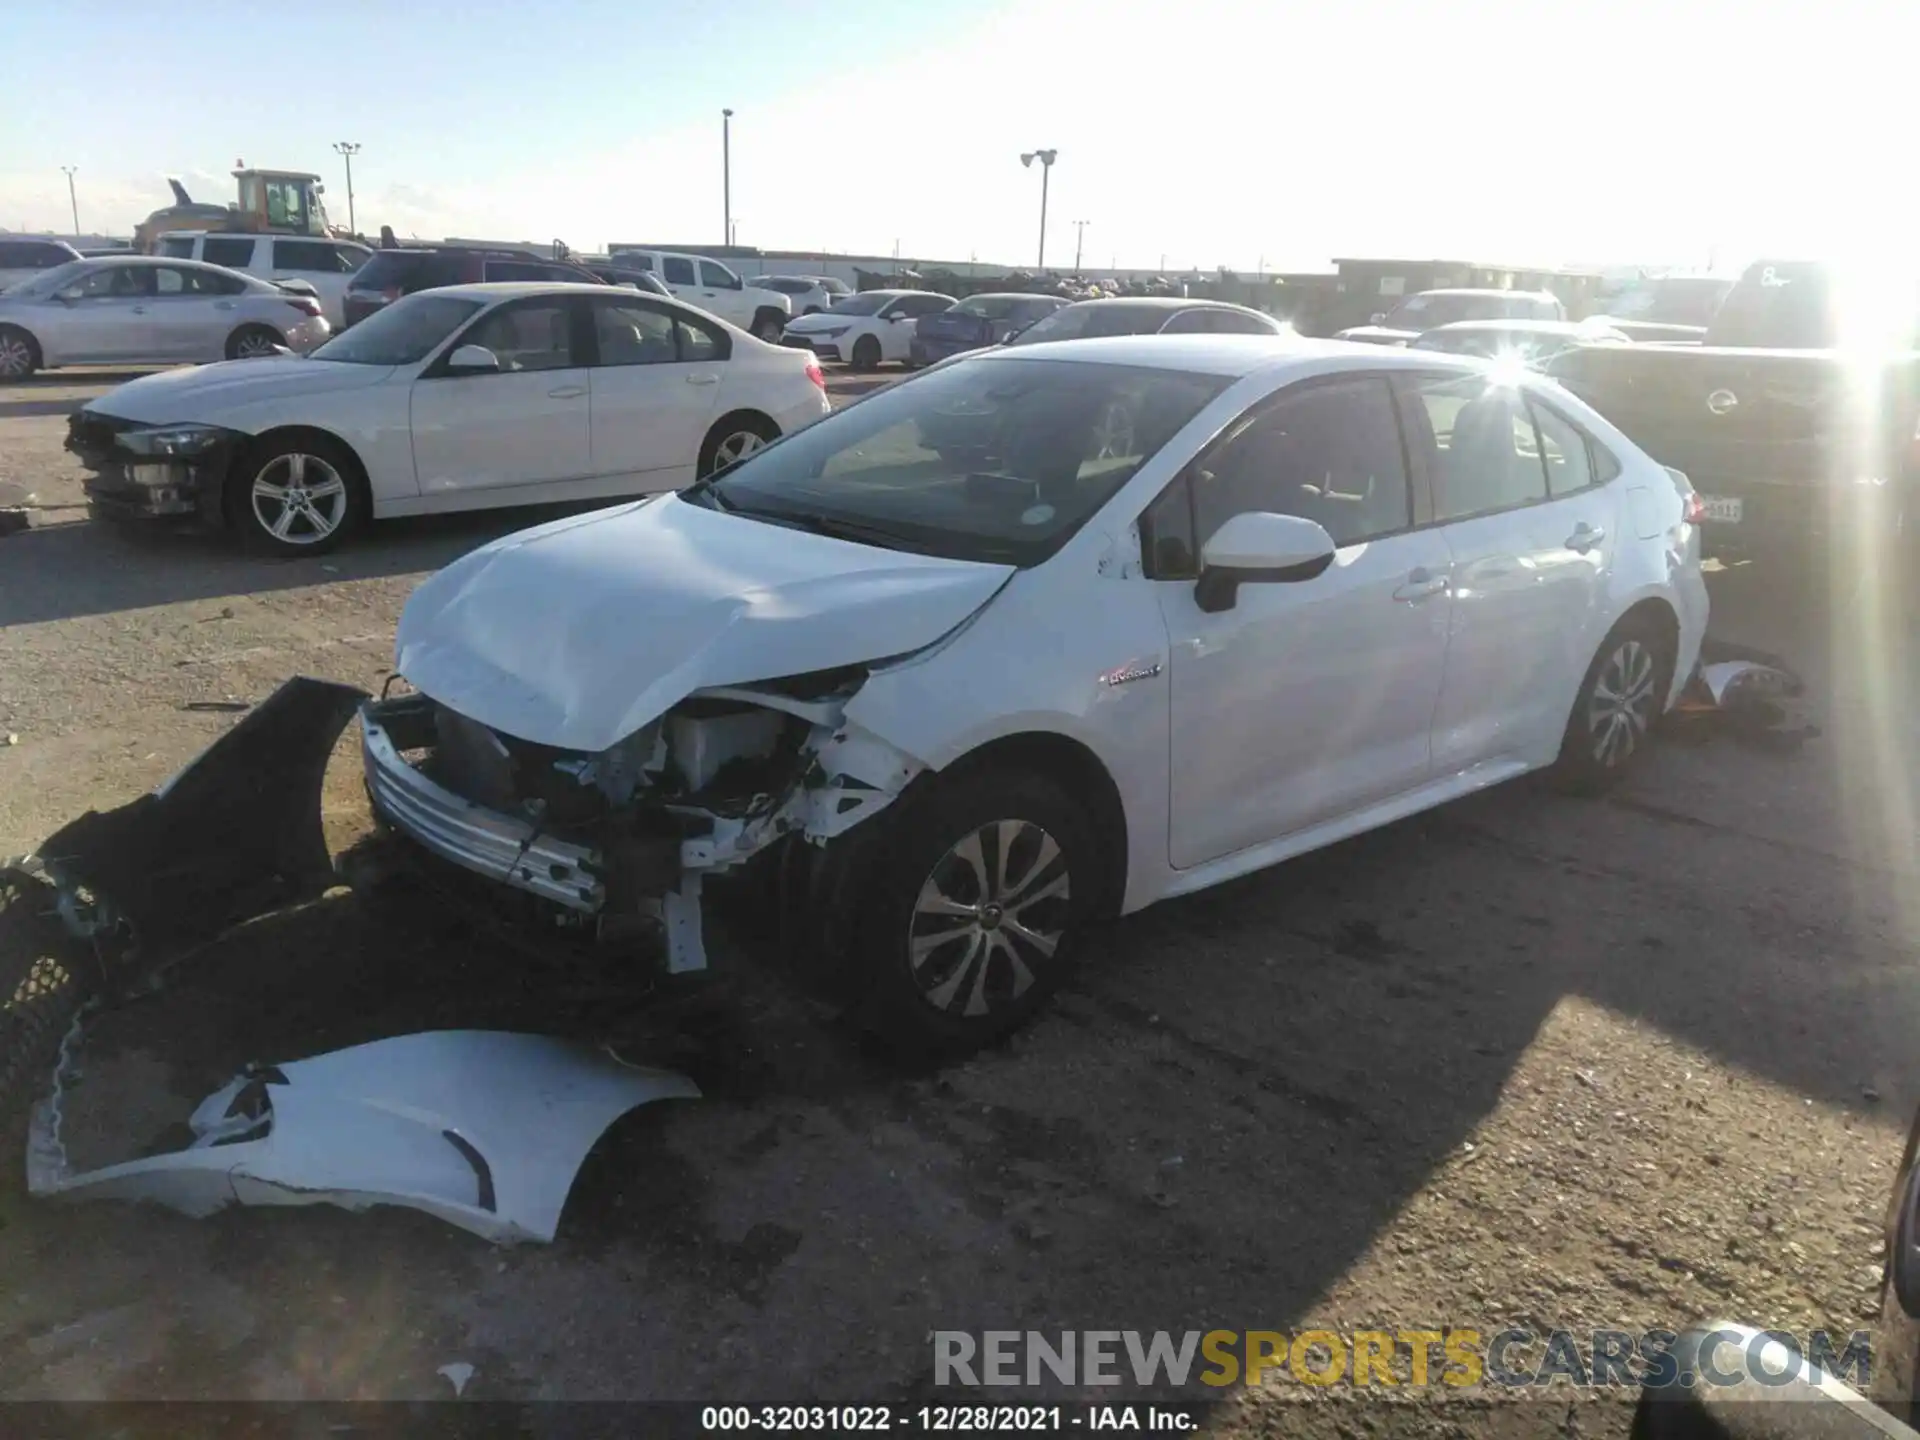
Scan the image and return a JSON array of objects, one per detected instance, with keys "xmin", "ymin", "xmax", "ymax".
[
  {"xmin": 251, "ymin": 452, "xmax": 349, "ymax": 546},
  {"xmin": 1587, "ymin": 637, "xmax": 1657, "ymax": 766},
  {"xmin": 906, "ymin": 819, "xmax": 1071, "ymax": 1019}
]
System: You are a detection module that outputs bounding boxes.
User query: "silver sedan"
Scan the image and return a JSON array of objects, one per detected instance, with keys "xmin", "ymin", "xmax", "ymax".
[{"xmin": 0, "ymin": 255, "xmax": 332, "ymax": 380}]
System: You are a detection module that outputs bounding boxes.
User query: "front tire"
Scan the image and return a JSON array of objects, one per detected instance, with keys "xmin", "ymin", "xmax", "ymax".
[
  {"xmin": 850, "ymin": 334, "xmax": 882, "ymax": 371},
  {"xmin": 750, "ymin": 310, "xmax": 787, "ymax": 344},
  {"xmin": 1553, "ymin": 614, "xmax": 1674, "ymax": 793},
  {"xmin": 0, "ymin": 326, "xmax": 40, "ymax": 381},
  {"xmin": 227, "ymin": 433, "xmax": 368, "ymax": 557},
  {"xmin": 847, "ymin": 769, "xmax": 1094, "ymax": 1059},
  {"xmin": 226, "ymin": 324, "xmax": 285, "ymax": 361}
]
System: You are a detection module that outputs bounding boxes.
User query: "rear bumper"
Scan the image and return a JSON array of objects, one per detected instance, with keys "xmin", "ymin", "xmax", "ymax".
[
  {"xmin": 782, "ymin": 335, "xmax": 842, "ymax": 362},
  {"xmin": 1687, "ymin": 475, "xmax": 1910, "ymax": 552},
  {"xmin": 359, "ymin": 694, "xmax": 606, "ymax": 914}
]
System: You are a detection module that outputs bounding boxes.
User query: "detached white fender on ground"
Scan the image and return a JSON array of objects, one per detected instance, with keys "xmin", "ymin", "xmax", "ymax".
[{"xmin": 28, "ymin": 1030, "xmax": 699, "ymax": 1244}]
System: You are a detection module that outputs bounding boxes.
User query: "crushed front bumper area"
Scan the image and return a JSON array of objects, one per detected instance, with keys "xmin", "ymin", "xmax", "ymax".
[
  {"xmin": 361, "ymin": 694, "xmax": 605, "ymax": 913},
  {"xmin": 65, "ymin": 412, "xmax": 242, "ymax": 525}
]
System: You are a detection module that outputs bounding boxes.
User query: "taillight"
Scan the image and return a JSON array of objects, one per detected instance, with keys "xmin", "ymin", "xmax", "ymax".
[
  {"xmin": 805, "ymin": 357, "xmax": 826, "ymax": 391},
  {"xmin": 1682, "ymin": 490, "xmax": 1706, "ymax": 525},
  {"xmin": 379, "ymin": 287, "xmax": 402, "ymax": 304},
  {"xmin": 285, "ymin": 296, "xmax": 322, "ymax": 318}
]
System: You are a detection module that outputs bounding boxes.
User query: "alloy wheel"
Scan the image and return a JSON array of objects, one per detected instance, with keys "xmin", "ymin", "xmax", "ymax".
[
  {"xmin": 251, "ymin": 452, "xmax": 349, "ymax": 545},
  {"xmin": 1587, "ymin": 638, "xmax": 1657, "ymax": 766},
  {"xmin": 0, "ymin": 334, "xmax": 33, "ymax": 379},
  {"xmin": 712, "ymin": 430, "xmax": 767, "ymax": 469},
  {"xmin": 906, "ymin": 819, "xmax": 1071, "ymax": 1019},
  {"xmin": 234, "ymin": 329, "xmax": 281, "ymax": 359}
]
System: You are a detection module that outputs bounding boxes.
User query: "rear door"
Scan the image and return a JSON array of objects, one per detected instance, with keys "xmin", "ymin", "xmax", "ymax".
[
  {"xmin": 147, "ymin": 264, "xmax": 244, "ymax": 361},
  {"xmin": 1400, "ymin": 373, "xmax": 1620, "ymax": 772},
  {"xmin": 409, "ymin": 296, "xmax": 593, "ymax": 495},
  {"xmin": 584, "ymin": 295, "xmax": 723, "ymax": 486},
  {"xmin": 268, "ymin": 238, "xmax": 369, "ymax": 327}
]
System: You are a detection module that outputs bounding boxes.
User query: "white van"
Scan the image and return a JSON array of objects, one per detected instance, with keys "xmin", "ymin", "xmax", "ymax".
[{"xmin": 155, "ymin": 232, "xmax": 372, "ymax": 328}]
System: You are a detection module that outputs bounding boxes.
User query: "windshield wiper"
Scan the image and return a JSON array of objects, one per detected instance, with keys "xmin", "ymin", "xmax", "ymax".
[{"xmin": 727, "ymin": 505, "xmax": 922, "ymax": 550}]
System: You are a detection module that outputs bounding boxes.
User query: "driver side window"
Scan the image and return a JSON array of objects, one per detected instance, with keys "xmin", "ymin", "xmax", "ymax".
[
  {"xmin": 460, "ymin": 300, "xmax": 578, "ymax": 372},
  {"xmin": 1191, "ymin": 378, "xmax": 1411, "ymax": 550}
]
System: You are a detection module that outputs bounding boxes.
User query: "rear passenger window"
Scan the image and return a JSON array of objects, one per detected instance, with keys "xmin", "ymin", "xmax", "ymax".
[
  {"xmin": 201, "ymin": 236, "xmax": 256, "ymax": 268},
  {"xmin": 274, "ymin": 240, "xmax": 358, "ymax": 272},
  {"xmin": 1528, "ymin": 401, "xmax": 1595, "ymax": 496},
  {"xmin": 662, "ymin": 256, "xmax": 697, "ymax": 286},
  {"xmin": 1410, "ymin": 377, "xmax": 1547, "ymax": 519},
  {"xmin": 483, "ymin": 260, "xmax": 553, "ymax": 283},
  {"xmin": 158, "ymin": 236, "xmax": 197, "ymax": 259},
  {"xmin": 676, "ymin": 313, "xmax": 729, "ymax": 362}
]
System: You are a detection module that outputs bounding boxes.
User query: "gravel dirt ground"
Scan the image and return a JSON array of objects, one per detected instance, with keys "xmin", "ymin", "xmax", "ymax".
[{"xmin": 1, "ymin": 364, "xmax": 1918, "ymax": 1435}]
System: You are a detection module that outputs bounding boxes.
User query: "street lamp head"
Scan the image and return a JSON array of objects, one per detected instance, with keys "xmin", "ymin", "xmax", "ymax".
[
  {"xmin": 1021, "ymin": 149, "xmax": 1058, "ymax": 168},
  {"xmin": 723, "ymin": 107, "xmax": 734, "ymax": 118}
]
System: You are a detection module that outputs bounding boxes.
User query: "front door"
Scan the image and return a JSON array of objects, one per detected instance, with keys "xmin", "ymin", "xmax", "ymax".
[
  {"xmin": 584, "ymin": 296, "xmax": 724, "ymax": 486},
  {"xmin": 409, "ymin": 296, "xmax": 592, "ymax": 495},
  {"xmin": 50, "ymin": 263, "xmax": 157, "ymax": 362},
  {"xmin": 1397, "ymin": 373, "xmax": 1621, "ymax": 771},
  {"xmin": 1154, "ymin": 374, "xmax": 1454, "ymax": 869}
]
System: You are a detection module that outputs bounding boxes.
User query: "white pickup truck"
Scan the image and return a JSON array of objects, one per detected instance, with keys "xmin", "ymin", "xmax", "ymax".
[{"xmin": 606, "ymin": 250, "xmax": 791, "ymax": 340}]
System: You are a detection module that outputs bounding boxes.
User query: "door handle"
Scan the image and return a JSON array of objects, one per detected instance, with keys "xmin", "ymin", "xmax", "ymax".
[
  {"xmin": 130, "ymin": 305, "xmax": 147, "ymax": 314},
  {"xmin": 1566, "ymin": 523, "xmax": 1606, "ymax": 553},
  {"xmin": 685, "ymin": 372, "xmax": 719, "ymax": 385},
  {"xmin": 215, "ymin": 300, "xmax": 236, "ymax": 310},
  {"xmin": 1393, "ymin": 568, "xmax": 1450, "ymax": 603},
  {"xmin": 547, "ymin": 385, "xmax": 587, "ymax": 399}
]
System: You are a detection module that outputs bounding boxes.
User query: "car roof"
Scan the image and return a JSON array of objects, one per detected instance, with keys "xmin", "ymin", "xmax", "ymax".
[
  {"xmin": 424, "ymin": 281, "xmax": 669, "ymax": 302},
  {"xmin": 77, "ymin": 254, "xmax": 244, "ymax": 272},
  {"xmin": 1421, "ymin": 319, "xmax": 1591, "ymax": 335},
  {"xmin": 973, "ymin": 332, "xmax": 1490, "ymax": 379},
  {"xmin": 1412, "ymin": 287, "xmax": 1557, "ymax": 300},
  {"xmin": 962, "ymin": 291, "xmax": 1063, "ymax": 302}
]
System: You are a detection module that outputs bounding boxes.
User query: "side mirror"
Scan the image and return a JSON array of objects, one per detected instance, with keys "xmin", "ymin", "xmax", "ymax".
[
  {"xmin": 55, "ymin": 286, "xmax": 83, "ymax": 303},
  {"xmin": 445, "ymin": 344, "xmax": 501, "ymax": 375},
  {"xmin": 1194, "ymin": 511, "xmax": 1337, "ymax": 613},
  {"xmin": 1369, "ymin": 311, "xmax": 1387, "ymax": 324}
]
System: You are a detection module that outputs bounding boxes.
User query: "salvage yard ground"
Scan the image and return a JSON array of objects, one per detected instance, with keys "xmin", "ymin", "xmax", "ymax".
[{"xmin": 1, "ymin": 368, "xmax": 1918, "ymax": 1436}]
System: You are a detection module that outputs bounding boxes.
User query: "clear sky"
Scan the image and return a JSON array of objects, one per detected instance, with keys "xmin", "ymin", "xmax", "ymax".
[{"xmin": 1, "ymin": 0, "xmax": 1911, "ymax": 274}]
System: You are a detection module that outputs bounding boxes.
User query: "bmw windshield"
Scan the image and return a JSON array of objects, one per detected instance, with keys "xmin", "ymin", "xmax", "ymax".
[
  {"xmin": 310, "ymin": 294, "xmax": 484, "ymax": 365},
  {"xmin": 679, "ymin": 358, "xmax": 1228, "ymax": 566}
]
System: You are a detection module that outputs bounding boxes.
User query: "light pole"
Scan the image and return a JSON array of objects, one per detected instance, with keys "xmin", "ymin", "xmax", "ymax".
[
  {"xmin": 59, "ymin": 166, "xmax": 78, "ymax": 237},
  {"xmin": 1020, "ymin": 149, "xmax": 1057, "ymax": 271},
  {"xmin": 1072, "ymin": 219, "xmax": 1089, "ymax": 273},
  {"xmin": 722, "ymin": 109, "xmax": 734, "ymax": 247},
  {"xmin": 332, "ymin": 142, "xmax": 360, "ymax": 235}
]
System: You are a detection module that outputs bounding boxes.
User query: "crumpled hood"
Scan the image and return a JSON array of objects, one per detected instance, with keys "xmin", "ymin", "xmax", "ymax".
[
  {"xmin": 84, "ymin": 357, "xmax": 395, "ymax": 425},
  {"xmin": 395, "ymin": 495, "xmax": 1015, "ymax": 752}
]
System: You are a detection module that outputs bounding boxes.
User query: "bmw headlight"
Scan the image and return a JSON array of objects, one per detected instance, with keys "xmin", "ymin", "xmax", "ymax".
[{"xmin": 118, "ymin": 423, "xmax": 233, "ymax": 458}]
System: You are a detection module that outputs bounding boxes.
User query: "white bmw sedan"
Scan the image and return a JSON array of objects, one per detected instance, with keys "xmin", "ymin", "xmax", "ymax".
[
  {"xmin": 65, "ymin": 282, "xmax": 831, "ymax": 555},
  {"xmin": 360, "ymin": 334, "xmax": 1708, "ymax": 1056}
]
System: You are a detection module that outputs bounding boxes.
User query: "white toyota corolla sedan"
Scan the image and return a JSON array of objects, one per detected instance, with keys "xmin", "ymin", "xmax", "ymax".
[
  {"xmin": 359, "ymin": 335, "xmax": 1708, "ymax": 1055},
  {"xmin": 64, "ymin": 282, "xmax": 831, "ymax": 555}
]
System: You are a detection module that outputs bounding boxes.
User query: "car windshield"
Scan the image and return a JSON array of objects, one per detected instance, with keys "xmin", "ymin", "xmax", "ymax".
[
  {"xmin": 4, "ymin": 259, "xmax": 92, "ymax": 297},
  {"xmin": 826, "ymin": 292, "xmax": 893, "ymax": 316},
  {"xmin": 954, "ymin": 296, "xmax": 1021, "ymax": 319},
  {"xmin": 1606, "ymin": 278, "xmax": 1731, "ymax": 325},
  {"xmin": 310, "ymin": 294, "xmax": 484, "ymax": 365},
  {"xmin": 1382, "ymin": 294, "xmax": 1502, "ymax": 329},
  {"xmin": 681, "ymin": 358, "xmax": 1229, "ymax": 566},
  {"xmin": 1009, "ymin": 303, "xmax": 1174, "ymax": 345}
]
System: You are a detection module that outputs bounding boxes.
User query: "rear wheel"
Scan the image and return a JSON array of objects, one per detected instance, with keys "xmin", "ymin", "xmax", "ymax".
[
  {"xmin": 698, "ymin": 413, "xmax": 779, "ymax": 478},
  {"xmin": 228, "ymin": 433, "xmax": 368, "ymax": 557},
  {"xmin": 226, "ymin": 324, "xmax": 285, "ymax": 361},
  {"xmin": 1553, "ymin": 614, "xmax": 1674, "ymax": 793},
  {"xmin": 0, "ymin": 326, "xmax": 40, "ymax": 381},
  {"xmin": 850, "ymin": 334, "xmax": 882, "ymax": 371}
]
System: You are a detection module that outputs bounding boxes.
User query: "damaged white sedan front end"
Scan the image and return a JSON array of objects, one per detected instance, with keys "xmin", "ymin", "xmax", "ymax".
[{"xmin": 356, "ymin": 488, "xmax": 1013, "ymax": 976}]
